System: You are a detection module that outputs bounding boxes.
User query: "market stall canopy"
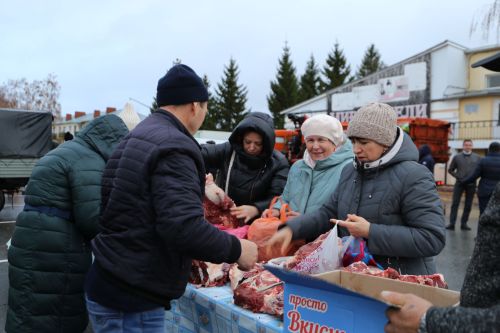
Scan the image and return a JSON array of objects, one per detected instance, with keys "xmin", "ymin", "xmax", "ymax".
[
  {"xmin": 0, "ymin": 109, "xmax": 52, "ymax": 158},
  {"xmin": 472, "ymin": 51, "xmax": 500, "ymax": 71}
]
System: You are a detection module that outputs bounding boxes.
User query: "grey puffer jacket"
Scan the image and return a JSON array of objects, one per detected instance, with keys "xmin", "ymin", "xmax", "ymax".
[
  {"xmin": 287, "ymin": 128, "xmax": 446, "ymax": 275},
  {"xmin": 426, "ymin": 183, "xmax": 500, "ymax": 332}
]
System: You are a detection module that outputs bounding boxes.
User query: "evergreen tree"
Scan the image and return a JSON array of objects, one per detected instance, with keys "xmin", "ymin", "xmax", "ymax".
[
  {"xmin": 267, "ymin": 42, "xmax": 299, "ymax": 128},
  {"xmin": 200, "ymin": 75, "xmax": 219, "ymax": 130},
  {"xmin": 298, "ymin": 54, "xmax": 320, "ymax": 102},
  {"xmin": 149, "ymin": 96, "xmax": 158, "ymax": 114},
  {"xmin": 356, "ymin": 44, "xmax": 384, "ymax": 79},
  {"xmin": 320, "ymin": 42, "xmax": 351, "ymax": 92},
  {"xmin": 214, "ymin": 58, "xmax": 248, "ymax": 131}
]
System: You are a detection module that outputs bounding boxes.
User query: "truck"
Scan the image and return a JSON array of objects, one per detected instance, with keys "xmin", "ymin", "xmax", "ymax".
[
  {"xmin": 274, "ymin": 114, "xmax": 308, "ymax": 164},
  {"xmin": 0, "ymin": 109, "xmax": 53, "ymax": 212},
  {"xmin": 275, "ymin": 115, "xmax": 450, "ymax": 167}
]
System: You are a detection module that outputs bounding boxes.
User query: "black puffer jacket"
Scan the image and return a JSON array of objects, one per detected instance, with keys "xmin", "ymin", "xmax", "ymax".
[
  {"xmin": 91, "ymin": 110, "xmax": 241, "ymax": 307},
  {"xmin": 202, "ymin": 112, "xmax": 289, "ymax": 213},
  {"xmin": 463, "ymin": 152, "xmax": 500, "ymax": 198},
  {"xmin": 6, "ymin": 115, "xmax": 128, "ymax": 333},
  {"xmin": 287, "ymin": 128, "xmax": 445, "ymax": 275},
  {"xmin": 426, "ymin": 183, "xmax": 500, "ymax": 332}
]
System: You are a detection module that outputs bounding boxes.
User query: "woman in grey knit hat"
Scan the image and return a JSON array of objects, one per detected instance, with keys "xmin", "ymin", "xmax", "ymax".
[{"xmin": 268, "ymin": 102, "xmax": 445, "ymax": 276}]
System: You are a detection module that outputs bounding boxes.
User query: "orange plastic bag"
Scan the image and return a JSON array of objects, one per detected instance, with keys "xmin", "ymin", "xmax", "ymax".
[{"xmin": 247, "ymin": 197, "xmax": 304, "ymax": 262}]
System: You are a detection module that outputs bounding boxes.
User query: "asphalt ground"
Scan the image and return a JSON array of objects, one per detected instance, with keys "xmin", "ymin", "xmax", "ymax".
[{"xmin": 0, "ymin": 189, "xmax": 480, "ymax": 332}]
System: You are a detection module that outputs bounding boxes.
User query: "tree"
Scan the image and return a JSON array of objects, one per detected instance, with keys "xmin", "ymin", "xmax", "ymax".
[
  {"xmin": 320, "ymin": 42, "xmax": 351, "ymax": 92},
  {"xmin": 470, "ymin": 0, "xmax": 500, "ymax": 42},
  {"xmin": 200, "ymin": 75, "xmax": 219, "ymax": 130},
  {"xmin": 214, "ymin": 58, "xmax": 248, "ymax": 131},
  {"xmin": 267, "ymin": 42, "xmax": 299, "ymax": 128},
  {"xmin": 298, "ymin": 54, "xmax": 321, "ymax": 102},
  {"xmin": 356, "ymin": 44, "xmax": 384, "ymax": 79},
  {"xmin": 0, "ymin": 73, "xmax": 62, "ymax": 119},
  {"xmin": 149, "ymin": 97, "xmax": 158, "ymax": 114}
]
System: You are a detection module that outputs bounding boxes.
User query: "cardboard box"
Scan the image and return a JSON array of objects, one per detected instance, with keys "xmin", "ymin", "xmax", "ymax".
[{"xmin": 265, "ymin": 265, "xmax": 460, "ymax": 333}]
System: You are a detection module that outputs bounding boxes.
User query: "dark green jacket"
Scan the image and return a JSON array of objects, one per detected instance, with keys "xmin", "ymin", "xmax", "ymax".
[{"xmin": 6, "ymin": 115, "xmax": 128, "ymax": 333}]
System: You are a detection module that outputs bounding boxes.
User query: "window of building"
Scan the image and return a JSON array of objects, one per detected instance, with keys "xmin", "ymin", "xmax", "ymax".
[{"xmin": 486, "ymin": 74, "xmax": 500, "ymax": 88}]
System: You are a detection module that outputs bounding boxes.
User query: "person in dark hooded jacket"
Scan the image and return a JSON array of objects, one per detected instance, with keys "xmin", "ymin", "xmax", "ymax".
[
  {"xmin": 463, "ymin": 141, "xmax": 500, "ymax": 215},
  {"xmin": 418, "ymin": 144, "xmax": 435, "ymax": 174},
  {"xmin": 6, "ymin": 114, "xmax": 128, "ymax": 333},
  {"xmin": 268, "ymin": 103, "xmax": 445, "ymax": 275},
  {"xmin": 202, "ymin": 112, "xmax": 289, "ymax": 223}
]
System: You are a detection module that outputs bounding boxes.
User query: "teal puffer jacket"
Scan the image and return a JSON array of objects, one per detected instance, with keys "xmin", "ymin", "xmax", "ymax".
[
  {"xmin": 275, "ymin": 139, "xmax": 354, "ymax": 214},
  {"xmin": 6, "ymin": 115, "xmax": 128, "ymax": 333}
]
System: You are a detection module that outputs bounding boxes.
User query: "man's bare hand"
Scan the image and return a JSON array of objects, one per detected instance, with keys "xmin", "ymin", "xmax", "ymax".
[
  {"xmin": 382, "ymin": 291, "xmax": 432, "ymax": 333},
  {"xmin": 237, "ymin": 239, "xmax": 258, "ymax": 270},
  {"xmin": 265, "ymin": 226, "xmax": 293, "ymax": 257}
]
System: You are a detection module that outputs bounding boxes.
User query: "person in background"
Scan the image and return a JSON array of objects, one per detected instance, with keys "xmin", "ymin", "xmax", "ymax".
[
  {"xmin": 6, "ymin": 114, "xmax": 128, "ymax": 333},
  {"xmin": 202, "ymin": 112, "xmax": 289, "ymax": 224},
  {"xmin": 462, "ymin": 141, "xmax": 500, "ymax": 216},
  {"xmin": 418, "ymin": 144, "xmax": 435, "ymax": 174},
  {"xmin": 447, "ymin": 139, "xmax": 481, "ymax": 231},
  {"xmin": 267, "ymin": 102, "xmax": 445, "ymax": 275},
  {"xmin": 85, "ymin": 64, "xmax": 257, "ymax": 332},
  {"xmin": 263, "ymin": 114, "xmax": 353, "ymax": 219}
]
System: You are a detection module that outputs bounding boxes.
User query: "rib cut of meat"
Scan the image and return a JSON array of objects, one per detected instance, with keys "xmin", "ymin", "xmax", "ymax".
[{"xmin": 233, "ymin": 264, "xmax": 284, "ymax": 317}]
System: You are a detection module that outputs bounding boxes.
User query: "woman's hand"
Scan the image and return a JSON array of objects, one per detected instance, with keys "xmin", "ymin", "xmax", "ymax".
[
  {"xmin": 265, "ymin": 226, "xmax": 293, "ymax": 256},
  {"xmin": 381, "ymin": 291, "xmax": 432, "ymax": 333},
  {"xmin": 262, "ymin": 208, "xmax": 280, "ymax": 218},
  {"xmin": 286, "ymin": 211, "xmax": 301, "ymax": 220},
  {"xmin": 331, "ymin": 214, "xmax": 370, "ymax": 238},
  {"xmin": 230, "ymin": 205, "xmax": 259, "ymax": 224}
]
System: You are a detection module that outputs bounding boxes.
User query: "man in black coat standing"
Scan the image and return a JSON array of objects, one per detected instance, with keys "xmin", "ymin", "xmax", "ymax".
[
  {"xmin": 85, "ymin": 64, "xmax": 258, "ymax": 333},
  {"xmin": 463, "ymin": 141, "xmax": 500, "ymax": 215}
]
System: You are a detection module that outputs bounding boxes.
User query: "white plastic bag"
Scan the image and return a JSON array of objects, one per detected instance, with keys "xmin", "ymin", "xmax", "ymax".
[{"xmin": 293, "ymin": 224, "xmax": 342, "ymax": 274}]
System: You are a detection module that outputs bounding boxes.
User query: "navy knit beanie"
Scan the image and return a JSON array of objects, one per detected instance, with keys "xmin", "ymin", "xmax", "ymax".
[{"xmin": 156, "ymin": 64, "xmax": 209, "ymax": 106}]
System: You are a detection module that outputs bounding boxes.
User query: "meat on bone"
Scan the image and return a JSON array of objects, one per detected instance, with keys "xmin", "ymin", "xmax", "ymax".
[
  {"xmin": 203, "ymin": 173, "xmax": 241, "ymax": 228},
  {"xmin": 233, "ymin": 264, "xmax": 284, "ymax": 317}
]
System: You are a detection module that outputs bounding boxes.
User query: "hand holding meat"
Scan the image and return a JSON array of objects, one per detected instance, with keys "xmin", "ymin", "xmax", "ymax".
[
  {"xmin": 265, "ymin": 226, "xmax": 293, "ymax": 257},
  {"xmin": 231, "ymin": 205, "xmax": 259, "ymax": 224},
  {"xmin": 332, "ymin": 214, "xmax": 370, "ymax": 238},
  {"xmin": 237, "ymin": 239, "xmax": 258, "ymax": 270},
  {"xmin": 382, "ymin": 291, "xmax": 432, "ymax": 333},
  {"xmin": 205, "ymin": 173, "xmax": 226, "ymax": 204}
]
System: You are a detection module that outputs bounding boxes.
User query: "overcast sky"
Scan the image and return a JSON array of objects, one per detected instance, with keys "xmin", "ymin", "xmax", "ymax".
[{"xmin": 0, "ymin": 0, "xmax": 497, "ymax": 116}]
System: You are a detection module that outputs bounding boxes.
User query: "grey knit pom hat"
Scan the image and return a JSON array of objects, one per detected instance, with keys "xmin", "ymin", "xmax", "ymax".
[{"xmin": 346, "ymin": 102, "xmax": 397, "ymax": 147}]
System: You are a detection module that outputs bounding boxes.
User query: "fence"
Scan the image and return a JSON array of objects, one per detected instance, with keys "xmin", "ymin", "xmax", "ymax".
[{"xmin": 449, "ymin": 120, "xmax": 500, "ymax": 141}]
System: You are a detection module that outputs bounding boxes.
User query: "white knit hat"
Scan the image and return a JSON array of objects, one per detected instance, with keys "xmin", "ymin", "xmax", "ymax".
[{"xmin": 301, "ymin": 114, "xmax": 344, "ymax": 146}]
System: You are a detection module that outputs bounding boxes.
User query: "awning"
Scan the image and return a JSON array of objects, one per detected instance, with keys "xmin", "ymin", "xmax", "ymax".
[{"xmin": 472, "ymin": 51, "xmax": 500, "ymax": 71}]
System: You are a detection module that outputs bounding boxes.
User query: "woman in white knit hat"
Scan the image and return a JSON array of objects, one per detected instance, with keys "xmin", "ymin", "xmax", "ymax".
[
  {"xmin": 263, "ymin": 114, "xmax": 354, "ymax": 219},
  {"xmin": 268, "ymin": 102, "xmax": 445, "ymax": 275}
]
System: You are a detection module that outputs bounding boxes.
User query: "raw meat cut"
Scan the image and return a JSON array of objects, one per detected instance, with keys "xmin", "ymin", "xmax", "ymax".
[
  {"xmin": 189, "ymin": 260, "xmax": 231, "ymax": 287},
  {"xmin": 203, "ymin": 174, "xmax": 241, "ymax": 228},
  {"xmin": 343, "ymin": 262, "xmax": 448, "ymax": 288},
  {"xmin": 233, "ymin": 264, "xmax": 284, "ymax": 317}
]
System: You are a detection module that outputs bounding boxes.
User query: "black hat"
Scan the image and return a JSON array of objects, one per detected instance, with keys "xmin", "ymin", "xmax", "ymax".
[{"xmin": 156, "ymin": 64, "xmax": 209, "ymax": 106}]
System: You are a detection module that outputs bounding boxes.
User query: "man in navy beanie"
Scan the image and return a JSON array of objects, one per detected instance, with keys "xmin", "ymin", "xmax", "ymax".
[{"xmin": 85, "ymin": 64, "xmax": 258, "ymax": 333}]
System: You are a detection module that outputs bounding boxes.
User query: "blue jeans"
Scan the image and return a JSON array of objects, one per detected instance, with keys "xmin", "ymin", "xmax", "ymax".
[{"xmin": 86, "ymin": 296, "xmax": 165, "ymax": 333}]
